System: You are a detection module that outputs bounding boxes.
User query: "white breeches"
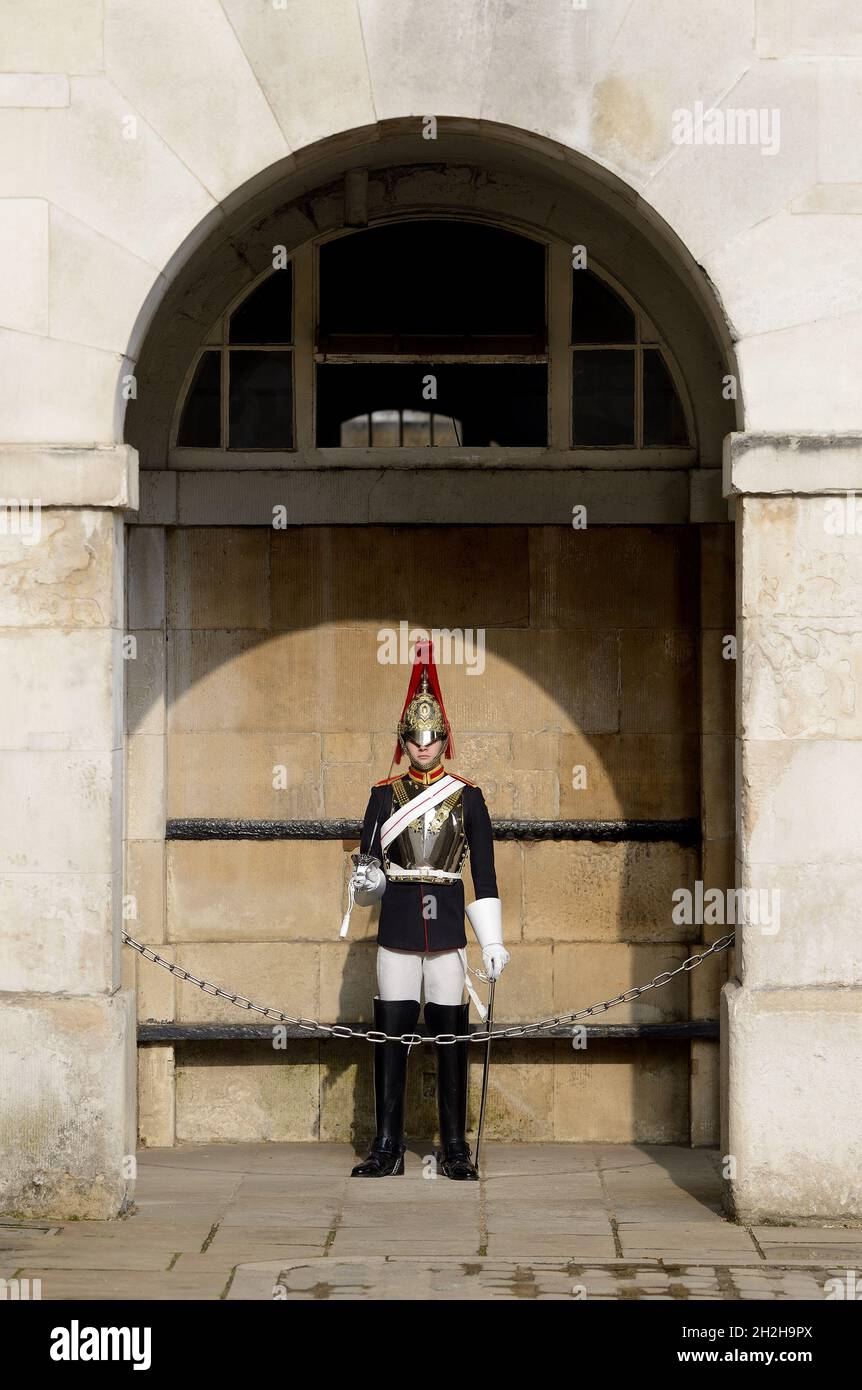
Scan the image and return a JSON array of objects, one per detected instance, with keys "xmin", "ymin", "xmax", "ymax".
[{"xmin": 376, "ymin": 944, "xmax": 466, "ymax": 1005}]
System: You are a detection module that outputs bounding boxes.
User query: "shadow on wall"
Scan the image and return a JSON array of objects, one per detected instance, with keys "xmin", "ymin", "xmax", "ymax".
[{"xmin": 128, "ymin": 521, "xmax": 735, "ymax": 1146}]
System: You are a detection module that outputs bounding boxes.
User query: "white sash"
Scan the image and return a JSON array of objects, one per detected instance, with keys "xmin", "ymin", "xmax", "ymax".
[{"xmin": 380, "ymin": 774, "xmax": 460, "ymax": 851}]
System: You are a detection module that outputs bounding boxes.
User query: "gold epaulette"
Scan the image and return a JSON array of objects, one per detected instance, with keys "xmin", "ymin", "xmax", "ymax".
[
  {"xmin": 374, "ymin": 773, "xmax": 404, "ymax": 787},
  {"xmin": 450, "ymin": 772, "xmax": 477, "ymax": 787}
]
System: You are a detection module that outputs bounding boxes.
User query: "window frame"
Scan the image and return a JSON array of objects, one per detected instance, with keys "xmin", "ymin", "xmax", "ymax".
[{"xmin": 169, "ymin": 216, "xmax": 697, "ymax": 470}]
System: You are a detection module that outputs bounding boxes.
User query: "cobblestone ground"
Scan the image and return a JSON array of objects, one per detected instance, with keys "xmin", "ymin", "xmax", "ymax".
[{"xmin": 2, "ymin": 1144, "xmax": 860, "ymax": 1301}]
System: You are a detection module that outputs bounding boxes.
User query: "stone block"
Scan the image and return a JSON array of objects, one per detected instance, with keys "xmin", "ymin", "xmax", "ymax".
[
  {"xmin": 136, "ymin": 943, "xmax": 175, "ymax": 1024},
  {"xmin": 175, "ymin": 1040, "xmax": 320, "ymax": 1143},
  {"xmin": 126, "ymin": 734, "xmax": 165, "ymax": 841},
  {"xmin": 0, "ymin": 627, "xmax": 120, "ymax": 750},
  {"xmin": 0, "ymin": 989, "xmax": 136, "ymax": 1219},
  {"xmin": 319, "ymin": 942, "xmax": 378, "ymax": 1024},
  {"xmin": 741, "ymin": 616, "xmax": 862, "ymax": 740},
  {"xmin": 529, "ymin": 526, "xmax": 699, "ymax": 630},
  {"xmin": 168, "ymin": 731, "xmax": 321, "ymax": 818},
  {"xmin": 0, "ymin": 509, "xmax": 122, "ymax": 629},
  {"xmin": 723, "ymin": 980, "xmax": 862, "ymax": 1221},
  {"xmin": 511, "ymin": 730, "xmax": 559, "ymax": 771},
  {"xmin": 126, "ymin": 629, "xmax": 165, "ymax": 739},
  {"xmin": 552, "ymin": 943, "xmax": 690, "ymax": 1024},
  {"xmin": 620, "ymin": 630, "xmax": 698, "ymax": 733},
  {"xmin": 523, "ymin": 840, "xmax": 700, "ymax": 943},
  {"xmin": 0, "ymin": 748, "xmax": 121, "ymax": 874},
  {"xmin": 740, "ymin": 738, "xmax": 862, "ymax": 866},
  {"xmin": 0, "ymin": 0, "xmax": 104, "ymax": 72},
  {"xmin": 137, "ymin": 1043, "xmax": 176, "ymax": 1149},
  {"xmin": 702, "ymin": 734, "xmax": 735, "ymax": 840},
  {"xmin": 701, "ymin": 629, "xmax": 735, "ymax": 735},
  {"xmin": 690, "ymin": 1038, "xmax": 721, "ymax": 1147},
  {"xmin": 49, "ymin": 205, "xmax": 160, "ymax": 355},
  {"xmin": 554, "ymin": 1039, "xmax": 689, "ymax": 1142},
  {"xmin": 0, "ymin": 872, "xmax": 113, "ymax": 994},
  {"xmin": 270, "ymin": 525, "xmax": 530, "ymax": 629},
  {"xmin": 0, "ymin": 200, "xmax": 48, "ymax": 333},
  {"xmin": 167, "ymin": 840, "xmax": 353, "ymax": 942},
  {"xmin": 174, "ymin": 942, "xmax": 319, "ymax": 1023},
  {"xmin": 167, "ymin": 528, "xmax": 270, "ymax": 629},
  {"xmin": 220, "ymin": 0, "xmax": 375, "ymax": 150},
  {"xmin": 323, "ymin": 732, "xmax": 372, "ymax": 764},
  {"xmin": 701, "ymin": 522, "xmax": 736, "ymax": 629},
  {"xmin": 734, "ymin": 860, "xmax": 862, "ymax": 990},
  {"xmin": 125, "ymin": 838, "xmax": 166, "ymax": 945},
  {"xmin": 740, "ymin": 495, "xmax": 862, "ymax": 619},
  {"xmin": 560, "ymin": 732, "xmax": 700, "ymax": 819},
  {"xmin": 127, "ymin": 526, "xmax": 165, "ymax": 630},
  {"xmin": 477, "ymin": 768, "xmax": 559, "ymax": 819}
]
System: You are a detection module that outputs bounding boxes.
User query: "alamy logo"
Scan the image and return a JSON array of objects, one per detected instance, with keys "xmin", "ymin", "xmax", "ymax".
[
  {"xmin": 50, "ymin": 1321, "xmax": 152, "ymax": 1370},
  {"xmin": 672, "ymin": 881, "xmax": 780, "ymax": 935},
  {"xmin": 377, "ymin": 622, "xmax": 485, "ymax": 675},
  {"xmin": 0, "ymin": 498, "xmax": 42, "ymax": 546},
  {"xmin": 672, "ymin": 101, "xmax": 781, "ymax": 156}
]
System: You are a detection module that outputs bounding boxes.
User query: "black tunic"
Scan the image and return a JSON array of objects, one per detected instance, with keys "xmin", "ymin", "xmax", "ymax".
[{"xmin": 359, "ymin": 777, "xmax": 498, "ymax": 951}]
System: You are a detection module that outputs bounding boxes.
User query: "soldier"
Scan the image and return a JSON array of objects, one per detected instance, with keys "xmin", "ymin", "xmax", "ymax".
[{"xmin": 347, "ymin": 640, "xmax": 510, "ymax": 1179}]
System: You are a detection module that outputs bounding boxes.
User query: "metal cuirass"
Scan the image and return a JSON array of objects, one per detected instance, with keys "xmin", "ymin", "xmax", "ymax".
[{"xmin": 383, "ymin": 779, "xmax": 468, "ymax": 881}]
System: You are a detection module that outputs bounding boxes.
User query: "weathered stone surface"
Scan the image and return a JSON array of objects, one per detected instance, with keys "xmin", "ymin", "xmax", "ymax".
[
  {"xmin": 723, "ymin": 981, "xmax": 862, "ymax": 1222},
  {"xmin": 173, "ymin": 942, "xmax": 319, "ymax": 1023},
  {"xmin": 554, "ymin": 1040, "xmax": 690, "ymax": 1143},
  {"xmin": 523, "ymin": 841, "xmax": 699, "ymax": 943},
  {"xmin": 175, "ymin": 1040, "xmax": 320, "ymax": 1143},
  {"xmin": 560, "ymin": 732, "xmax": 700, "ymax": 819},
  {"xmin": 552, "ymin": 944, "xmax": 690, "ymax": 1024},
  {"xmin": 741, "ymin": 616, "xmax": 862, "ymax": 739},
  {"xmin": 0, "ymin": 509, "xmax": 122, "ymax": 628},
  {"xmin": 167, "ymin": 528, "xmax": 270, "ymax": 629},
  {"xmin": 0, "ymin": 989, "xmax": 136, "ymax": 1219},
  {"xmin": 168, "ymin": 730, "xmax": 321, "ymax": 819},
  {"xmin": 620, "ymin": 630, "xmax": 698, "ymax": 733},
  {"xmin": 167, "ymin": 840, "xmax": 354, "ymax": 942},
  {"xmin": 530, "ymin": 526, "xmax": 699, "ymax": 630}
]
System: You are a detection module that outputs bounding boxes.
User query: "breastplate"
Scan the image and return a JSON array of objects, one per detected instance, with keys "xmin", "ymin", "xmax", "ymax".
[{"xmin": 383, "ymin": 779, "xmax": 468, "ymax": 879}]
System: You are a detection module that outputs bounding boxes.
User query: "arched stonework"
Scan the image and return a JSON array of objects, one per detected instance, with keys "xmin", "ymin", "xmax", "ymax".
[{"xmin": 2, "ymin": 5, "xmax": 861, "ymax": 1224}]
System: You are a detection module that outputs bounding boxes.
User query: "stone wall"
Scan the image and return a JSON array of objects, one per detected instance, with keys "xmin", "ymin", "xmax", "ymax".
[{"xmin": 127, "ymin": 521, "xmax": 734, "ymax": 1147}]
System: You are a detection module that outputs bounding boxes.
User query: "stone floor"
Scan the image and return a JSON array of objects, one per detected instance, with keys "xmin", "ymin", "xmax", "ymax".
[{"xmin": 3, "ymin": 1143, "xmax": 861, "ymax": 1301}]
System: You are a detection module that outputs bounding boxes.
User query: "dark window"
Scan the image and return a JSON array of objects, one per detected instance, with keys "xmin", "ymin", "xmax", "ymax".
[
  {"xmin": 572, "ymin": 350, "xmax": 635, "ymax": 445},
  {"xmin": 229, "ymin": 266, "xmax": 293, "ymax": 344},
  {"xmin": 643, "ymin": 348, "xmax": 688, "ymax": 445},
  {"xmin": 317, "ymin": 364, "xmax": 547, "ymax": 447},
  {"xmin": 229, "ymin": 351, "xmax": 293, "ymax": 448},
  {"xmin": 318, "ymin": 222, "xmax": 546, "ymax": 355},
  {"xmin": 571, "ymin": 270, "xmax": 635, "ymax": 344},
  {"xmin": 177, "ymin": 350, "xmax": 220, "ymax": 447}
]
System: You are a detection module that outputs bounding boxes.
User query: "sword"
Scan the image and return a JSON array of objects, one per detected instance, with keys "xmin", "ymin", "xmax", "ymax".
[{"xmin": 474, "ymin": 976, "xmax": 496, "ymax": 1174}]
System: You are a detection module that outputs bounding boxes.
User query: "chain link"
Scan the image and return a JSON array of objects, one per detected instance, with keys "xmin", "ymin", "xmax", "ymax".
[{"xmin": 124, "ymin": 931, "xmax": 735, "ymax": 1045}]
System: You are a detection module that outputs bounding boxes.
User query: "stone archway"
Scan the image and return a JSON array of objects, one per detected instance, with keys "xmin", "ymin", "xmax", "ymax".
[
  {"xmin": 119, "ymin": 127, "xmax": 738, "ymax": 1183},
  {"xmin": 3, "ymin": 100, "xmax": 860, "ymax": 1225}
]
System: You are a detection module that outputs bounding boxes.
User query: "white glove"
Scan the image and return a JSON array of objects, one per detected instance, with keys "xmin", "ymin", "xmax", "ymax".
[
  {"xmin": 466, "ymin": 898, "xmax": 510, "ymax": 981},
  {"xmin": 351, "ymin": 862, "xmax": 386, "ymax": 905},
  {"xmin": 482, "ymin": 943, "xmax": 510, "ymax": 982}
]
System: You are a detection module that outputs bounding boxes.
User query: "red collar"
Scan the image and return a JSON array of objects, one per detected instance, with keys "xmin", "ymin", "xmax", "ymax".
[{"xmin": 407, "ymin": 764, "xmax": 446, "ymax": 786}]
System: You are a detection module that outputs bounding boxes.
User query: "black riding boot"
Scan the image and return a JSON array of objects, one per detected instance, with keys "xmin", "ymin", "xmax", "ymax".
[
  {"xmin": 351, "ymin": 997, "xmax": 420, "ymax": 1177},
  {"xmin": 424, "ymin": 1000, "xmax": 479, "ymax": 1180}
]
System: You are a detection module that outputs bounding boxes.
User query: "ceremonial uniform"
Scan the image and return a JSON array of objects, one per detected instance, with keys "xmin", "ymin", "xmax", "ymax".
[
  {"xmin": 359, "ymin": 765, "xmax": 498, "ymax": 953},
  {"xmin": 343, "ymin": 640, "xmax": 510, "ymax": 1181}
]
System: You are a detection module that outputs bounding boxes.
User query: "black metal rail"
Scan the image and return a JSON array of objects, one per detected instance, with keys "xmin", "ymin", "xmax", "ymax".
[
  {"xmin": 167, "ymin": 817, "xmax": 701, "ymax": 845},
  {"xmin": 138, "ymin": 1020, "xmax": 718, "ymax": 1042}
]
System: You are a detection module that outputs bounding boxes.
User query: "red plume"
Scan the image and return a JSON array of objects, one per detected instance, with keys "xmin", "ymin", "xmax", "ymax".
[{"xmin": 393, "ymin": 638, "xmax": 454, "ymax": 763}]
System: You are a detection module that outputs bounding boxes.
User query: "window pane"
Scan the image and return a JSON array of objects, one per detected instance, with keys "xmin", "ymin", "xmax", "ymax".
[
  {"xmin": 317, "ymin": 364, "xmax": 546, "ymax": 446},
  {"xmin": 571, "ymin": 270, "xmax": 635, "ymax": 344},
  {"xmin": 572, "ymin": 350, "xmax": 635, "ymax": 445},
  {"xmin": 177, "ymin": 350, "xmax": 221, "ymax": 446},
  {"xmin": 229, "ymin": 265, "xmax": 293, "ymax": 345},
  {"xmin": 229, "ymin": 350, "xmax": 293, "ymax": 448},
  {"xmin": 643, "ymin": 348, "xmax": 688, "ymax": 445},
  {"xmin": 319, "ymin": 222, "xmax": 545, "ymax": 353}
]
